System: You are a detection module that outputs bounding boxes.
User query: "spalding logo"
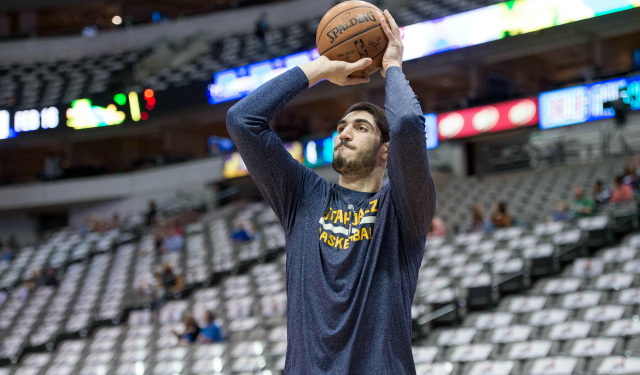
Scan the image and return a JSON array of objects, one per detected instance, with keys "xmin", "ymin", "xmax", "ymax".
[{"xmin": 326, "ymin": 12, "xmax": 377, "ymax": 43}]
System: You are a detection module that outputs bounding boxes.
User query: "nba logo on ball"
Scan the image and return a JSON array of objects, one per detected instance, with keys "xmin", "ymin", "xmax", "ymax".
[{"xmin": 316, "ymin": 1, "xmax": 388, "ymax": 77}]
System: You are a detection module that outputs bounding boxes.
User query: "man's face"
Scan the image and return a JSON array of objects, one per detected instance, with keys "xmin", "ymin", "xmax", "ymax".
[
  {"xmin": 573, "ymin": 187, "xmax": 584, "ymax": 199},
  {"xmin": 332, "ymin": 111, "xmax": 385, "ymax": 176}
]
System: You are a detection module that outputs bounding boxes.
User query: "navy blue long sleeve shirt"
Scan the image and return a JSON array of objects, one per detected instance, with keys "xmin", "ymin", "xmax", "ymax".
[{"xmin": 226, "ymin": 66, "xmax": 436, "ymax": 374}]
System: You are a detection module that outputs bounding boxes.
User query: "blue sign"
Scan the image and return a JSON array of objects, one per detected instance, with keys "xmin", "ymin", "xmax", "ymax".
[
  {"xmin": 207, "ymin": 50, "xmax": 319, "ymax": 104},
  {"xmin": 539, "ymin": 77, "xmax": 636, "ymax": 129},
  {"xmin": 425, "ymin": 113, "xmax": 439, "ymax": 150}
]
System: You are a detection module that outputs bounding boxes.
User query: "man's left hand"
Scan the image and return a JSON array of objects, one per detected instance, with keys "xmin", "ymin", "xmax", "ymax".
[{"xmin": 380, "ymin": 9, "xmax": 403, "ymax": 78}]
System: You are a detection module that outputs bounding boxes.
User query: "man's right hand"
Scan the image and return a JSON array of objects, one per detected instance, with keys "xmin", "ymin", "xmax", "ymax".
[{"xmin": 300, "ymin": 56, "xmax": 372, "ymax": 87}]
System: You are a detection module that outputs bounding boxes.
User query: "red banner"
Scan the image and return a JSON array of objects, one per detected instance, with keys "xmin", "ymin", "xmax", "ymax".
[{"xmin": 437, "ymin": 97, "xmax": 539, "ymax": 140}]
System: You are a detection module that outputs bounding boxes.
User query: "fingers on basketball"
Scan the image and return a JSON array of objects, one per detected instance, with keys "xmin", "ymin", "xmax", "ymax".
[
  {"xmin": 347, "ymin": 58, "xmax": 372, "ymax": 73},
  {"xmin": 344, "ymin": 76, "xmax": 371, "ymax": 86},
  {"xmin": 384, "ymin": 10, "xmax": 400, "ymax": 36}
]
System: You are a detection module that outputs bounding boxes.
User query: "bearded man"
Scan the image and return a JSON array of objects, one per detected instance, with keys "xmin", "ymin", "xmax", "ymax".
[{"xmin": 226, "ymin": 10, "xmax": 436, "ymax": 374}]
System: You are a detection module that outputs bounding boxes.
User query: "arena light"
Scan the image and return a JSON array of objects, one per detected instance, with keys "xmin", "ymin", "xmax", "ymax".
[
  {"xmin": 208, "ymin": 0, "xmax": 640, "ymax": 104},
  {"xmin": 539, "ymin": 76, "xmax": 640, "ymax": 129},
  {"xmin": 129, "ymin": 92, "xmax": 141, "ymax": 122}
]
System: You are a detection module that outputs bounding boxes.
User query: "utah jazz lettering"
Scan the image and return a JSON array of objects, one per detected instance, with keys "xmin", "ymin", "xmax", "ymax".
[
  {"xmin": 326, "ymin": 12, "xmax": 377, "ymax": 43},
  {"xmin": 318, "ymin": 199, "xmax": 378, "ymax": 249}
]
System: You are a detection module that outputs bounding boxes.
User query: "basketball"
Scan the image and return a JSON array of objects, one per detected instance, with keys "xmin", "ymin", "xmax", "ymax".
[{"xmin": 316, "ymin": 1, "xmax": 388, "ymax": 78}]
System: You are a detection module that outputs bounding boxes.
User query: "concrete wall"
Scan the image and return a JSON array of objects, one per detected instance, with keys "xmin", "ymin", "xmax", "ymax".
[
  {"xmin": 0, "ymin": 0, "xmax": 335, "ymax": 63},
  {"xmin": 0, "ymin": 156, "xmax": 223, "ymax": 211}
]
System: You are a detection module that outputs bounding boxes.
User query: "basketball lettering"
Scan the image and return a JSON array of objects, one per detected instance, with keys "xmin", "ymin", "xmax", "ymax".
[
  {"xmin": 325, "ymin": 12, "xmax": 376, "ymax": 43},
  {"xmin": 316, "ymin": 1, "xmax": 388, "ymax": 77}
]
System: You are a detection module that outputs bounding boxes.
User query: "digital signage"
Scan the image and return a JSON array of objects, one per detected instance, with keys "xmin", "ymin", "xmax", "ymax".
[
  {"xmin": 223, "ymin": 141, "xmax": 304, "ymax": 179},
  {"xmin": 438, "ymin": 98, "xmax": 538, "ymax": 140},
  {"xmin": 539, "ymin": 77, "xmax": 639, "ymax": 129},
  {"xmin": 425, "ymin": 113, "xmax": 439, "ymax": 150},
  {"xmin": 0, "ymin": 107, "xmax": 60, "ymax": 140},
  {"xmin": 208, "ymin": 0, "xmax": 640, "ymax": 104},
  {"xmin": 207, "ymin": 50, "xmax": 320, "ymax": 105},
  {"xmin": 304, "ymin": 132, "xmax": 339, "ymax": 169},
  {"xmin": 66, "ymin": 89, "xmax": 156, "ymax": 130},
  {"xmin": 401, "ymin": 0, "xmax": 640, "ymax": 62}
]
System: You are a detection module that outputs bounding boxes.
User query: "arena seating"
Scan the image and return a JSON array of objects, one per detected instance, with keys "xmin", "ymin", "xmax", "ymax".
[
  {"xmin": 0, "ymin": 156, "xmax": 638, "ymax": 374},
  {"xmin": 0, "ymin": 0, "xmax": 504, "ymax": 110},
  {"xmin": 436, "ymin": 157, "xmax": 631, "ymax": 231}
]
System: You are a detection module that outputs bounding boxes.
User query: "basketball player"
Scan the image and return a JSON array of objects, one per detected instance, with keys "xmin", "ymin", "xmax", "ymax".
[{"xmin": 226, "ymin": 10, "xmax": 435, "ymax": 374}]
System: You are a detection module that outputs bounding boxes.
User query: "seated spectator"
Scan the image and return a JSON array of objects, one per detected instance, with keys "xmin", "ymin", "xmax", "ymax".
[
  {"xmin": 173, "ymin": 314, "xmax": 200, "ymax": 344},
  {"xmin": 232, "ymin": 222, "xmax": 252, "ymax": 243},
  {"xmin": 0, "ymin": 240, "xmax": 15, "ymax": 263},
  {"xmin": 249, "ymin": 224, "xmax": 262, "ymax": 243},
  {"xmin": 490, "ymin": 202, "xmax": 512, "ymax": 228},
  {"xmin": 427, "ymin": 216, "xmax": 447, "ymax": 238},
  {"xmin": 7, "ymin": 235, "xmax": 18, "ymax": 251},
  {"xmin": 591, "ymin": 180, "xmax": 610, "ymax": 207},
  {"xmin": 111, "ymin": 213, "xmax": 121, "ymax": 230},
  {"xmin": 623, "ymin": 163, "xmax": 639, "ymax": 190},
  {"xmin": 569, "ymin": 186, "xmax": 595, "ymax": 218},
  {"xmin": 23, "ymin": 270, "xmax": 40, "ymax": 292},
  {"xmin": 146, "ymin": 200, "xmax": 157, "ymax": 227},
  {"xmin": 610, "ymin": 176, "xmax": 634, "ymax": 203},
  {"xmin": 551, "ymin": 201, "xmax": 573, "ymax": 222},
  {"xmin": 198, "ymin": 310, "xmax": 223, "ymax": 343},
  {"xmin": 466, "ymin": 204, "xmax": 486, "ymax": 233},
  {"xmin": 162, "ymin": 221, "xmax": 184, "ymax": 253},
  {"xmin": 161, "ymin": 262, "xmax": 177, "ymax": 291},
  {"xmin": 39, "ymin": 266, "xmax": 59, "ymax": 287}
]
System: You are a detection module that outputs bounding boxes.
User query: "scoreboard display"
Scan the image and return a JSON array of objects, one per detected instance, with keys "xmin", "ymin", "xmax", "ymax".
[{"xmin": 0, "ymin": 89, "xmax": 156, "ymax": 141}]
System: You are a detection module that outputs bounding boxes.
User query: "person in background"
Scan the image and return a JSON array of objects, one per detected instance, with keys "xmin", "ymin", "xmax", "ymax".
[
  {"xmin": 427, "ymin": 216, "xmax": 446, "ymax": 238},
  {"xmin": 23, "ymin": 270, "xmax": 41, "ymax": 292},
  {"xmin": 7, "ymin": 235, "xmax": 18, "ymax": 251},
  {"xmin": 0, "ymin": 238, "xmax": 14, "ymax": 263},
  {"xmin": 198, "ymin": 310, "xmax": 223, "ymax": 343},
  {"xmin": 623, "ymin": 163, "xmax": 639, "ymax": 190},
  {"xmin": 162, "ymin": 221, "xmax": 184, "ymax": 253},
  {"xmin": 173, "ymin": 314, "xmax": 201, "ymax": 344},
  {"xmin": 569, "ymin": 186, "xmax": 595, "ymax": 218},
  {"xmin": 610, "ymin": 175, "xmax": 634, "ymax": 203},
  {"xmin": 39, "ymin": 266, "xmax": 59, "ymax": 287},
  {"xmin": 591, "ymin": 180, "xmax": 610, "ymax": 208},
  {"xmin": 43, "ymin": 153, "xmax": 63, "ymax": 180},
  {"xmin": 231, "ymin": 222, "xmax": 251, "ymax": 243},
  {"xmin": 551, "ymin": 201, "xmax": 573, "ymax": 222},
  {"xmin": 255, "ymin": 12, "xmax": 269, "ymax": 53},
  {"xmin": 249, "ymin": 223, "xmax": 262, "ymax": 243},
  {"xmin": 111, "ymin": 213, "xmax": 121, "ymax": 230},
  {"xmin": 467, "ymin": 204, "xmax": 486, "ymax": 233},
  {"xmin": 161, "ymin": 262, "xmax": 177, "ymax": 291},
  {"xmin": 146, "ymin": 200, "xmax": 157, "ymax": 227},
  {"xmin": 490, "ymin": 202, "xmax": 513, "ymax": 228}
]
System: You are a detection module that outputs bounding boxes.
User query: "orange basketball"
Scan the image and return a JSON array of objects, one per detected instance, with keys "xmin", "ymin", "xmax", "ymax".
[{"xmin": 316, "ymin": 1, "xmax": 388, "ymax": 78}]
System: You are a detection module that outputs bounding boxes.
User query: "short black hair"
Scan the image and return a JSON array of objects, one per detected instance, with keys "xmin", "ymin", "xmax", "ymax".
[{"xmin": 342, "ymin": 102, "xmax": 390, "ymax": 143}]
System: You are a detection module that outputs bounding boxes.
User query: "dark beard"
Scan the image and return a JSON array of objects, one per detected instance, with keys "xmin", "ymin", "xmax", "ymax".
[{"xmin": 332, "ymin": 142, "xmax": 379, "ymax": 176}]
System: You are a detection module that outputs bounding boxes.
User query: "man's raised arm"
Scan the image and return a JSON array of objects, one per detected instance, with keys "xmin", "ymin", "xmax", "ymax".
[
  {"xmin": 226, "ymin": 56, "xmax": 373, "ymax": 232},
  {"xmin": 380, "ymin": 10, "xmax": 436, "ymax": 247}
]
